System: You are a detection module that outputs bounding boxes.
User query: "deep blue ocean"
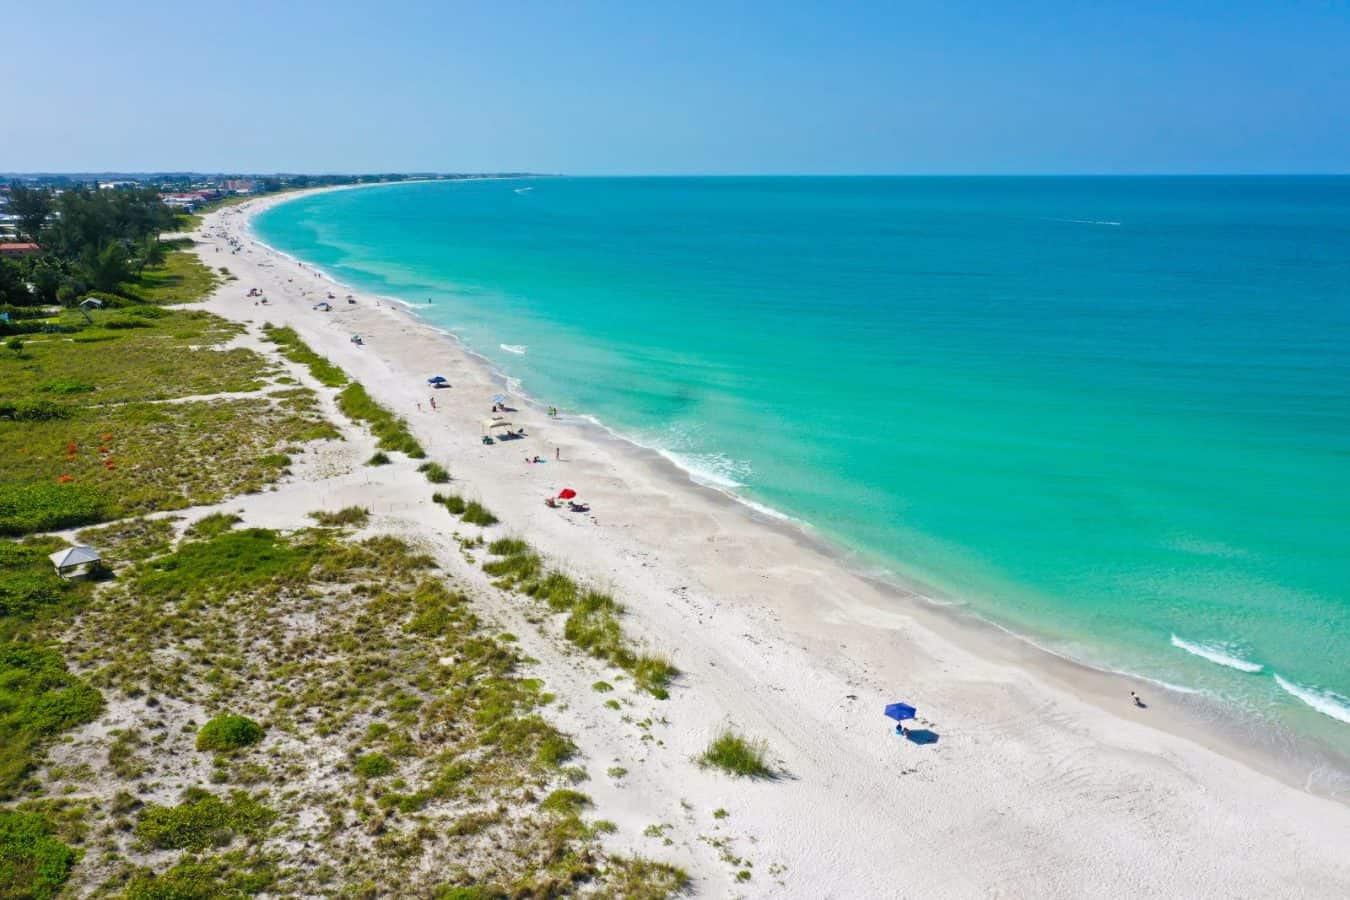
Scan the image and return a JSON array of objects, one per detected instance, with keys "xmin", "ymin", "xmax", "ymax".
[{"xmin": 256, "ymin": 176, "xmax": 1350, "ymax": 755}]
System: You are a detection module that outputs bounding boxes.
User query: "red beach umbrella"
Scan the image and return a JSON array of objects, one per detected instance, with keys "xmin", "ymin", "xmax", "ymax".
[{"xmin": 557, "ymin": 488, "xmax": 577, "ymax": 500}]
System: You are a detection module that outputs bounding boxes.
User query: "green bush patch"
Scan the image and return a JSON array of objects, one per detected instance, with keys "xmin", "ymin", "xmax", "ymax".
[
  {"xmin": 135, "ymin": 788, "xmax": 275, "ymax": 851},
  {"xmin": 197, "ymin": 714, "xmax": 265, "ymax": 752},
  {"xmin": 698, "ymin": 728, "xmax": 775, "ymax": 779},
  {"xmin": 0, "ymin": 809, "xmax": 77, "ymax": 900},
  {"xmin": 354, "ymin": 752, "xmax": 395, "ymax": 778}
]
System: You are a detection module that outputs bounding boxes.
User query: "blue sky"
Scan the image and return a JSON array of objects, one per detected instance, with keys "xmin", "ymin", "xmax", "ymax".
[{"xmin": 3, "ymin": 1, "xmax": 1347, "ymax": 174}]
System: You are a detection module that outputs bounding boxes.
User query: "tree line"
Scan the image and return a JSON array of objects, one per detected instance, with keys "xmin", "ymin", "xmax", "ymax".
[{"xmin": 1, "ymin": 185, "xmax": 179, "ymax": 308}]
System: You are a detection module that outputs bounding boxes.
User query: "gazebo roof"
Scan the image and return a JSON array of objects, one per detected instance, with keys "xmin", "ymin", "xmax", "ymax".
[{"xmin": 49, "ymin": 545, "xmax": 101, "ymax": 569}]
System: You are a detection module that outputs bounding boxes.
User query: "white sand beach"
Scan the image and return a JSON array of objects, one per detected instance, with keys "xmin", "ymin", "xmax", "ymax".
[{"xmin": 189, "ymin": 189, "xmax": 1350, "ymax": 898}]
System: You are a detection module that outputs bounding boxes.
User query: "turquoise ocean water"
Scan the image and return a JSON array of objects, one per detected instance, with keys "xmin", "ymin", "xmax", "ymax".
[{"xmin": 256, "ymin": 177, "xmax": 1350, "ymax": 759}]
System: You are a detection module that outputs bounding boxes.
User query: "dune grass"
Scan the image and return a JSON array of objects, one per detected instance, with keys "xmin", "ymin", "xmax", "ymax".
[
  {"xmin": 262, "ymin": 324, "xmax": 349, "ymax": 388},
  {"xmin": 484, "ymin": 539, "xmax": 677, "ymax": 698},
  {"xmin": 337, "ymin": 383, "xmax": 425, "ymax": 458},
  {"xmin": 309, "ymin": 506, "xmax": 370, "ymax": 527},
  {"xmin": 699, "ymin": 728, "xmax": 775, "ymax": 779},
  {"xmin": 419, "ymin": 461, "xmax": 451, "ymax": 484}
]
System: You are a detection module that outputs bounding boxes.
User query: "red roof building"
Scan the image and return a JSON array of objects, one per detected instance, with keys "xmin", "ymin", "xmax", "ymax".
[{"xmin": 0, "ymin": 242, "xmax": 40, "ymax": 259}]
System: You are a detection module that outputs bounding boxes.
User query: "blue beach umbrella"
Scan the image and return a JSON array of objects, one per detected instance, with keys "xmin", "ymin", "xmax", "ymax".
[
  {"xmin": 427, "ymin": 376, "xmax": 448, "ymax": 385},
  {"xmin": 884, "ymin": 702, "xmax": 916, "ymax": 723}
]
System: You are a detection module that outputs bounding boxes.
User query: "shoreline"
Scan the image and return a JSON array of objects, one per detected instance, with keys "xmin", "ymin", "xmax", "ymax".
[
  {"xmin": 243, "ymin": 182, "xmax": 1350, "ymax": 798},
  {"xmin": 198, "ymin": 187, "xmax": 1349, "ymax": 895}
]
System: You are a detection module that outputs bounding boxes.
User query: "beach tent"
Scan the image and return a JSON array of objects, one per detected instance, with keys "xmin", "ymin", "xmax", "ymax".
[
  {"xmin": 49, "ymin": 545, "xmax": 101, "ymax": 578},
  {"xmin": 482, "ymin": 418, "xmax": 514, "ymax": 435},
  {"xmin": 427, "ymin": 376, "xmax": 449, "ymax": 385},
  {"xmin": 884, "ymin": 702, "xmax": 917, "ymax": 723}
]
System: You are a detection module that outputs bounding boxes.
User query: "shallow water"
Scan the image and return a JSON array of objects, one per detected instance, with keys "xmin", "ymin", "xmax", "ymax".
[{"xmin": 256, "ymin": 176, "xmax": 1350, "ymax": 752}]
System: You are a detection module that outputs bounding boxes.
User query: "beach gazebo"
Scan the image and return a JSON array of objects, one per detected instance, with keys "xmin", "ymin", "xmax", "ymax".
[
  {"xmin": 482, "ymin": 417, "xmax": 514, "ymax": 436},
  {"xmin": 49, "ymin": 545, "xmax": 102, "ymax": 579}
]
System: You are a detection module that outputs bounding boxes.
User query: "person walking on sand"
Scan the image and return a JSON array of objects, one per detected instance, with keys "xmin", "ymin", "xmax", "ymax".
[
  {"xmin": 555, "ymin": 447, "xmax": 560, "ymax": 461},
  {"xmin": 429, "ymin": 396, "xmax": 437, "ymax": 410},
  {"xmin": 1131, "ymin": 691, "xmax": 1146, "ymax": 708}
]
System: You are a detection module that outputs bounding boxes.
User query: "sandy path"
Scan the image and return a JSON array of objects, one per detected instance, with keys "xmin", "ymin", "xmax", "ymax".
[{"xmin": 185, "ymin": 192, "xmax": 1350, "ymax": 898}]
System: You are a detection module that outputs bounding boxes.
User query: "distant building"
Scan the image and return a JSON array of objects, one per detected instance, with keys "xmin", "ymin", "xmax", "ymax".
[
  {"xmin": 0, "ymin": 242, "xmax": 40, "ymax": 259},
  {"xmin": 223, "ymin": 179, "xmax": 258, "ymax": 194},
  {"xmin": 98, "ymin": 180, "xmax": 141, "ymax": 190}
]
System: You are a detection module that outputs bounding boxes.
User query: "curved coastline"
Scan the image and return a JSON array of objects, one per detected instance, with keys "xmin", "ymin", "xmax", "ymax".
[{"xmin": 241, "ymin": 182, "xmax": 1349, "ymax": 800}]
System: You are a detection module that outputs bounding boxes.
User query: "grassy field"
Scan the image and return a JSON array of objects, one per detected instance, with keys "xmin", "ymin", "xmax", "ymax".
[
  {"xmin": 122, "ymin": 240, "xmax": 222, "ymax": 305},
  {"xmin": 0, "ymin": 308, "xmax": 335, "ymax": 536}
]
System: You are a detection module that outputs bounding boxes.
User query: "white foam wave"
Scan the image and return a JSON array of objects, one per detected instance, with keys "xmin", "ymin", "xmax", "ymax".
[
  {"xmin": 1170, "ymin": 634, "xmax": 1264, "ymax": 673},
  {"xmin": 499, "ymin": 344, "xmax": 528, "ymax": 355},
  {"xmin": 1275, "ymin": 675, "xmax": 1350, "ymax": 725},
  {"xmin": 1058, "ymin": 218, "xmax": 1122, "ymax": 226},
  {"xmin": 655, "ymin": 448, "xmax": 749, "ymax": 490}
]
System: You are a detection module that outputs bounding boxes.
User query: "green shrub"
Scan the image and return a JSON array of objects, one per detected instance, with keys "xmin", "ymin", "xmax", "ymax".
[
  {"xmin": 308, "ymin": 506, "xmax": 369, "ymax": 527},
  {"xmin": 104, "ymin": 316, "xmax": 151, "ymax": 330},
  {"xmin": 0, "ymin": 810, "xmax": 77, "ymax": 900},
  {"xmin": 419, "ymin": 461, "xmax": 450, "ymax": 484},
  {"xmin": 135, "ymin": 788, "xmax": 275, "ymax": 851},
  {"xmin": 122, "ymin": 853, "xmax": 277, "ymax": 899},
  {"xmin": 366, "ymin": 451, "xmax": 391, "ymax": 466},
  {"xmin": 461, "ymin": 502, "xmax": 498, "ymax": 527},
  {"xmin": 353, "ymin": 752, "xmax": 394, "ymax": 778},
  {"xmin": 699, "ymin": 729, "xmax": 774, "ymax": 779},
  {"xmin": 539, "ymin": 789, "xmax": 590, "ymax": 816},
  {"xmin": 186, "ymin": 512, "xmax": 241, "ymax": 539},
  {"xmin": 0, "ymin": 399, "xmax": 71, "ymax": 422},
  {"xmin": 434, "ymin": 493, "xmax": 467, "ymax": 515},
  {"xmin": 196, "ymin": 714, "xmax": 265, "ymax": 752},
  {"xmin": 35, "ymin": 378, "xmax": 95, "ymax": 395},
  {"xmin": 0, "ymin": 644, "xmax": 103, "ymax": 796}
]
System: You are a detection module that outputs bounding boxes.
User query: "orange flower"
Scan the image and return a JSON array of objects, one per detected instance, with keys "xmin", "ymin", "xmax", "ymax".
[
  {"xmin": 98, "ymin": 446, "xmax": 109, "ymax": 453},
  {"xmin": 66, "ymin": 442, "xmax": 78, "ymax": 454},
  {"xmin": 57, "ymin": 474, "xmax": 74, "ymax": 483},
  {"xmin": 102, "ymin": 433, "xmax": 113, "ymax": 441}
]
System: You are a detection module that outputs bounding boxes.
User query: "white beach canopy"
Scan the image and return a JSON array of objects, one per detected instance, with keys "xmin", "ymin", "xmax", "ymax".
[
  {"xmin": 49, "ymin": 545, "xmax": 101, "ymax": 575},
  {"xmin": 482, "ymin": 418, "xmax": 514, "ymax": 434}
]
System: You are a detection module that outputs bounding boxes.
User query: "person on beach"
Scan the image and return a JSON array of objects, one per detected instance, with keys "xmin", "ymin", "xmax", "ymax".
[
  {"xmin": 429, "ymin": 396, "xmax": 437, "ymax": 410},
  {"xmin": 416, "ymin": 402, "xmax": 422, "ymax": 412},
  {"xmin": 1131, "ymin": 691, "xmax": 1145, "ymax": 708},
  {"xmin": 555, "ymin": 447, "xmax": 560, "ymax": 461}
]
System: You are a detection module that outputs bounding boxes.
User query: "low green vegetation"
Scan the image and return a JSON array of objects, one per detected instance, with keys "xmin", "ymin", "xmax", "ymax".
[
  {"xmin": 262, "ymin": 324, "xmax": 348, "ymax": 388},
  {"xmin": 0, "ymin": 808, "xmax": 78, "ymax": 899},
  {"xmin": 134, "ymin": 788, "xmax": 275, "ymax": 851},
  {"xmin": 43, "ymin": 525, "xmax": 681, "ymax": 895},
  {"xmin": 337, "ymin": 383, "xmax": 425, "ymax": 458},
  {"xmin": 366, "ymin": 451, "xmax": 392, "ymax": 466},
  {"xmin": 432, "ymin": 492, "xmax": 468, "ymax": 515},
  {"xmin": 121, "ymin": 852, "xmax": 277, "ymax": 899},
  {"xmin": 483, "ymin": 539, "xmax": 677, "ymax": 698},
  {"xmin": 353, "ymin": 752, "xmax": 394, "ymax": 778},
  {"xmin": 122, "ymin": 240, "xmax": 220, "ymax": 305},
  {"xmin": 699, "ymin": 728, "xmax": 775, "ymax": 779},
  {"xmin": 196, "ymin": 715, "xmax": 265, "ymax": 752},
  {"xmin": 461, "ymin": 501, "xmax": 499, "ymax": 527},
  {"xmin": 0, "ymin": 307, "xmax": 335, "ymax": 537},
  {"xmin": 419, "ymin": 461, "xmax": 451, "ymax": 484},
  {"xmin": 309, "ymin": 506, "xmax": 370, "ymax": 528}
]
